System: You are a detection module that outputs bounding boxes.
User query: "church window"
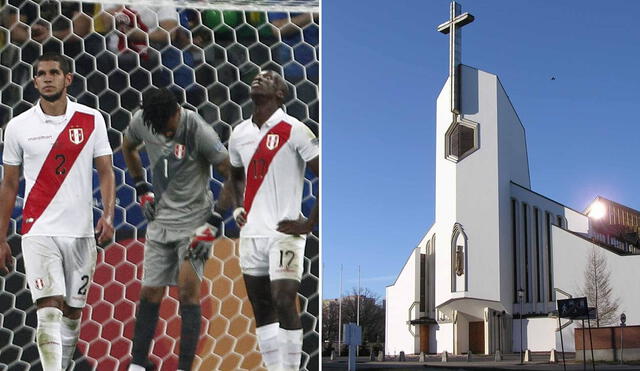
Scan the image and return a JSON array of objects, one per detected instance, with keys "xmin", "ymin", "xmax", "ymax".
[
  {"xmin": 451, "ymin": 125, "xmax": 474, "ymax": 157},
  {"xmin": 455, "ymin": 246, "xmax": 464, "ymax": 276},
  {"xmin": 523, "ymin": 203, "xmax": 530, "ymax": 303},
  {"xmin": 420, "ymin": 253, "xmax": 426, "ymax": 312},
  {"xmin": 546, "ymin": 212, "xmax": 554, "ymax": 302},
  {"xmin": 534, "ymin": 207, "xmax": 542, "ymax": 303},
  {"xmin": 445, "ymin": 117, "xmax": 479, "ymax": 162},
  {"xmin": 451, "ymin": 223, "xmax": 468, "ymax": 292},
  {"xmin": 512, "ymin": 199, "xmax": 518, "ymax": 302}
]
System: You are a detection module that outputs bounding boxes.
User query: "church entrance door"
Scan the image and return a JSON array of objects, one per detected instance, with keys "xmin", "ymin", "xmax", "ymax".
[
  {"xmin": 419, "ymin": 324, "xmax": 429, "ymax": 353},
  {"xmin": 469, "ymin": 321, "xmax": 485, "ymax": 354}
]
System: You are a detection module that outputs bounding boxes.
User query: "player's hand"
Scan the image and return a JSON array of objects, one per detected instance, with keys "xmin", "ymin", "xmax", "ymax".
[
  {"xmin": 139, "ymin": 193, "xmax": 156, "ymax": 221},
  {"xmin": 187, "ymin": 212, "xmax": 222, "ymax": 260},
  {"xmin": 233, "ymin": 207, "xmax": 247, "ymax": 228},
  {"xmin": 95, "ymin": 216, "xmax": 114, "ymax": 245},
  {"xmin": 135, "ymin": 181, "xmax": 156, "ymax": 221},
  {"xmin": 0, "ymin": 241, "xmax": 14, "ymax": 275},
  {"xmin": 277, "ymin": 217, "xmax": 313, "ymax": 236}
]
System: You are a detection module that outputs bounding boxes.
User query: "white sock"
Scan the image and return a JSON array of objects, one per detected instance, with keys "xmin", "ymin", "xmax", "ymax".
[
  {"xmin": 61, "ymin": 316, "xmax": 81, "ymax": 369},
  {"xmin": 128, "ymin": 364, "xmax": 146, "ymax": 371},
  {"xmin": 36, "ymin": 307, "xmax": 63, "ymax": 371},
  {"xmin": 279, "ymin": 328, "xmax": 302, "ymax": 371},
  {"xmin": 255, "ymin": 322, "xmax": 281, "ymax": 371}
]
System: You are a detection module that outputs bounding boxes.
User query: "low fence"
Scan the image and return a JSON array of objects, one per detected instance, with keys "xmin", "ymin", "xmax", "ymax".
[{"xmin": 575, "ymin": 325, "xmax": 640, "ymax": 361}]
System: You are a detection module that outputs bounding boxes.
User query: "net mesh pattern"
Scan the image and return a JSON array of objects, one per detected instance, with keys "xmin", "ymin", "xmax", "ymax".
[
  {"xmin": 96, "ymin": 0, "xmax": 319, "ymax": 12},
  {"xmin": 0, "ymin": 1, "xmax": 319, "ymax": 370}
]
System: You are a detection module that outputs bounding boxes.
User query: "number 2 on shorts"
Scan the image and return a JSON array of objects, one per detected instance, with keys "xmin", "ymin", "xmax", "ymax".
[{"xmin": 77, "ymin": 275, "xmax": 89, "ymax": 295}]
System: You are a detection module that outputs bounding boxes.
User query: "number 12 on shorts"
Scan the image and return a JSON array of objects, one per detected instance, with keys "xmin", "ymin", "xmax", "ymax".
[{"xmin": 279, "ymin": 250, "xmax": 295, "ymax": 268}]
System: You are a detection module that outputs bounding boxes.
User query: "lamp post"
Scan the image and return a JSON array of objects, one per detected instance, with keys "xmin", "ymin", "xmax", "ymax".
[
  {"xmin": 620, "ymin": 313, "xmax": 626, "ymax": 365},
  {"xmin": 338, "ymin": 264, "xmax": 343, "ymax": 356},
  {"xmin": 517, "ymin": 288, "xmax": 525, "ymax": 364}
]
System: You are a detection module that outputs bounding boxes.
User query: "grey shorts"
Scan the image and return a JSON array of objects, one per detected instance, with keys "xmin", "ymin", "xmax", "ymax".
[{"xmin": 142, "ymin": 223, "xmax": 204, "ymax": 286}]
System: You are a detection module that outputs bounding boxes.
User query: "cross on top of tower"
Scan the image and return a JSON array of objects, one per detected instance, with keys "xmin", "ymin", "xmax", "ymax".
[
  {"xmin": 437, "ymin": 1, "xmax": 474, "ymax": 115},
  {"xmin": 437, "ymin": 1, "xmax": 474, "ymax": 36}
]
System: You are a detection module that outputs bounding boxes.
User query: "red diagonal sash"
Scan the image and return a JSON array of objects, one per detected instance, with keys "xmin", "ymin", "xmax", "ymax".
[
  {"xmin": 244, "ymin": 121, "xmax": 292, "ymax": 216},
  {"xmin": 22, "ymin": 112, "xmax": 95, "ymax": 234}
]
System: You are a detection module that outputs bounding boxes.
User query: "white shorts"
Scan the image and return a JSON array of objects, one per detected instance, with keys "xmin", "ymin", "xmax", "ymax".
[
  {"xmin": 22, "ymin": 236, "xmax": 97, "ymax": 308},
  {"xmin": 239, "ymin": 235, "xmax": 306, "ymax": 281}
]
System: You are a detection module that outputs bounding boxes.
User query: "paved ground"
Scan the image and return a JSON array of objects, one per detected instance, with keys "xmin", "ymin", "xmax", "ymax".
[{"xmin": 322, "ymin": 353, "xmax": 640, "ymax": 371}]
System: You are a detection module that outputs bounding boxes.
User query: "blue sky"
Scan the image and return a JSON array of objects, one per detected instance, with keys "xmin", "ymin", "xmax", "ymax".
[{"xmin": 322, "ymin": 0, "xmax": 640, "ymax": 300}]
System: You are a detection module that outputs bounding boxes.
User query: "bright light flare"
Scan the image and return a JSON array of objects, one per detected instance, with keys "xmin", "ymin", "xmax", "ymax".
[{"xmin": 588, "ymin": 200, "xmax": 607, "ymax": 220}]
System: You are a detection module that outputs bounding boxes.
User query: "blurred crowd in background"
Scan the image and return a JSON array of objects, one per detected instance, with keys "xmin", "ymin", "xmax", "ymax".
[{"xmin": 0, "ymin": 0, "xmax": 319, "ymax": 140}]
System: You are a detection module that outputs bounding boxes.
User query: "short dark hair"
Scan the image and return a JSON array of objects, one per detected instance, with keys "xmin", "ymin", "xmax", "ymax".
[
  {"xmin": 34, "ymin": 52, "xmax": 72, "ymax": 75},
  {"xmin": 142, "ymin": 88, "xmax": 179, "ymax": 134}
]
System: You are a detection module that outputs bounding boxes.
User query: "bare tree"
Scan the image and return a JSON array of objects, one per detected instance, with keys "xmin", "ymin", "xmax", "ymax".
[
  {"xmin": 338, "ymin": 288, "xmax": 385, "ymax": 345},
  {"xmin": 322, "ymin": 288, "xmax": 386, "ymax": 354},
  {"xmin": 322, "ymin": 299, "xmax": 340, "ymax": 348},
  {"xmin": 582, "ymin": 247, "xmax": 619, "ymax": 327}
]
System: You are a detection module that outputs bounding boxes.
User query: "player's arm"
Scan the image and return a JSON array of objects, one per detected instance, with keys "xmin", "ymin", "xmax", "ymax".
[
  {"xmin": 216, "ymin": 158, "xmax": 244, "ymax": 210},
  {"xmin": 0, "ymin": 164, "xmax": 20, "ymax": 273},
  {"xmin": 122, "ymin": 135, "xmax": 155, "ymax": 220},
  {"xmin": 226, "ymin": 165, "xmax": 247, "ymax": 227},
  {"xmin": 121, "ymin": 135, "xmax": 145, "ymax": 180},
  {"xmin": 196, "ymin": 118, "xmax": 242, "ymax": 211},
  {"xmin": 277, "ymin": 156, "xmax": 319, "ymax": 235},
  {"xmin": 94, "ymin": 155, "xmax": 115, "ymax": 244},
  {"xmin": 221, "ymin": 125, "xmax": 247, "ymax": 227},
  {"xmin": 215, "ymin": 157, "xmax": 232, "ymax": 209}
]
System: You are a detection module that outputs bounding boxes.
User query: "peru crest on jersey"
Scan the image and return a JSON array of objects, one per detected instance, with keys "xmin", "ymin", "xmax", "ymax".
[
  {"xmin": 69, "ymin": 128, "xmax": 84, "ymax": 144},
  {"xmin": 266, "ymin": 134, "xmax": 280, "ymax": 150},
  {"xmin": 174, "ymin": 143, "xmax": 186, "ymax": 159}
]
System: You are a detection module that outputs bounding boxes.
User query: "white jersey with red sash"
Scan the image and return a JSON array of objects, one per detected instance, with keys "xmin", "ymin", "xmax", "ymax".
[
  {"xmin": 229, "ymin": 108, "xmax": 319, "ymax": 238},
  {"xmin": 2, "ymin": 98, "xmax": 112, "ymax": 237}
]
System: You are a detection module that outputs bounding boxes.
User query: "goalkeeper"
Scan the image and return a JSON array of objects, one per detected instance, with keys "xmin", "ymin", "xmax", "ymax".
[{"xmin": 122, "ymin": 88, "xmax": 238, "ymax": 371}]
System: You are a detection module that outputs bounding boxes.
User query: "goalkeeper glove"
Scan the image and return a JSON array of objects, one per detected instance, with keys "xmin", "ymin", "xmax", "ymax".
[
  {"xmin": 187, "ymin": 212, "xmax": 223, "ymax": 260},
  {"xmin": 135, "ymin": 180, "xmax": 156, "ymax": 221}
]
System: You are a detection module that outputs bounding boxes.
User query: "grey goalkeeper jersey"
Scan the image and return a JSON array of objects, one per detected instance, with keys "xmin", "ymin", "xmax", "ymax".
[{"xmin": 124, "ymin": 108, "xmax": 228, "ymax": 229}]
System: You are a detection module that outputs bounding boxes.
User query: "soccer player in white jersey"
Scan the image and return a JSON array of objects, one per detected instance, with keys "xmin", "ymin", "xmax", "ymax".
[
  {"xmin": 229, "ymin": 70, "xmax": 319, "ymax": 371},
  {"xmin": 0, "ymin": 52, "xmax": 115, "ymax": 371}
]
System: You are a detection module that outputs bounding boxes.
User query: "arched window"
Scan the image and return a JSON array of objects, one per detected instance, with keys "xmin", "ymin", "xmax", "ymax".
[{"xmin": 451, "ymin": 223, "xmax": 468, "ymax": 292}]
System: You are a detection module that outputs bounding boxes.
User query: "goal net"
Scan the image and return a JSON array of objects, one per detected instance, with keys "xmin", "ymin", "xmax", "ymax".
[{"xmin": 0, "ymin": 0, "xmax": 319, "ymax": 370}]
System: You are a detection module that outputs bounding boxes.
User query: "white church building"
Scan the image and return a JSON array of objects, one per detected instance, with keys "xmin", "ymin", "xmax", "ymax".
[{"xmin": 385, "ymin": 2, "xmax": 640, "ymax": 357}]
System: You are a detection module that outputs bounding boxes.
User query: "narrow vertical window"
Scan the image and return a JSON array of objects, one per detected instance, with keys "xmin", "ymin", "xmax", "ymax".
[
  {"xmin": 523, "ymin": 203, "xmax": 529, "ymax": 303},
  {"xmin": 546, "ymin": 212, "xmax": 554, "ymax": 302},
  {"xmin": 512, "ymin": 199, "xmax": 518, "ymax": 302},
  {"xmin": 420, "ymin": 254, "xmax": 426, "ymax": 312},
  {"xmin": 534, "ymin": 208, "xmax": 541, "ymax": 303}
]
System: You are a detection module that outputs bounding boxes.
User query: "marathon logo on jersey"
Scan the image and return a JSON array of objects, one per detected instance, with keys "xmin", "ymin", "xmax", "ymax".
[
  {"xmin": 174, "ymin": 144, "xmax": 186, "ymax": 159},
  {"xmin": 69, "ymin": 128, "xmax": 84, "ymax": 144},
  {"xmin": 34, "ymin": 278, "xmax": 46, "ymax": 290},
  {"xmin": 266, "ymin": 134, "xmax": 280, "ymax": 150}
]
